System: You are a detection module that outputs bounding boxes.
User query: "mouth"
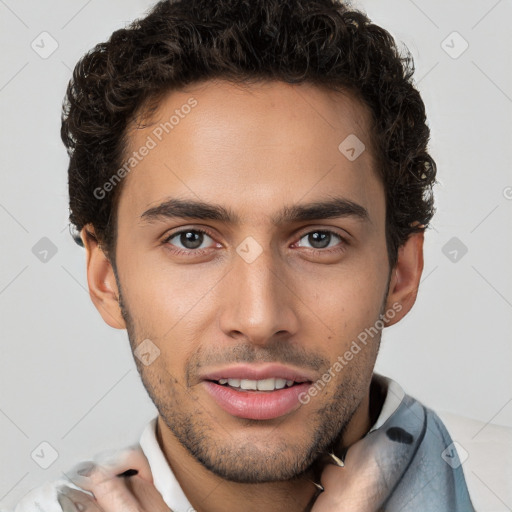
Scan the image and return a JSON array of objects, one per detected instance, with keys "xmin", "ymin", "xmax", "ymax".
[{"xmin": 200, "ymin": 364, "xmax": 314, "ymax": 420}]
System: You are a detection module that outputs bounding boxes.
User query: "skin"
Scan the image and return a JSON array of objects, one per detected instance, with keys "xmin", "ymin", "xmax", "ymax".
[{"xmin": 81, "ymin": 79, "xmax": 424, "ymax": 512}]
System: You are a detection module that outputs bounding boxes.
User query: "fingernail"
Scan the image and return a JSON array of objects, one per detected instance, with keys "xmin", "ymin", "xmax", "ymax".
[
  {"xmin": 328, "ymin": 452, "xmax": 345, "ymax": 467},
  {"xmin": 310, "ymin": 480, "xmax": 324, "ymax": 492},
  {"xmin": 117, "ymin": 468, "xmax": 138, "ymax": 477},
  {"xmin": 71, "ymin": 461, "xmax": 96, "ymax": 478}
]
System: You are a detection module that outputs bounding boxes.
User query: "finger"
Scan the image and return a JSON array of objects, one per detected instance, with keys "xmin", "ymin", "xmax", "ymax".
[
  {"xmin": 65, "ymin": 447, "xmax": 153, "ymax": 494},
  {"xmin": 313, "ymin": 463, "xmax": 379, "ymax": 512},
  {"xmin": 122, "ymin": 474, "xmax": 173, "ymax": 512},
  {"xmin": 94, "ymin": 445, "xmax": 154, "ymax": 483},
  {"xmin": 65, "ymin": 462, "xmax": 137, "ymax": 503},
  {"xmin": 56, "ymin": 486, "xmax": 103, "ymax": 512},
  {"xmin": 89, "ymin": 476, "xmax": 145, "ymax": 512},
  {"xmin": 314, "ymin": 436, "xmax": 403, "ymax": 511},
  {"xmin": 65, "ymin": 470, "xmax": 144, "ymax": 512},
  {"xmin": 87, "ymin": 473, "xmax": 171, "ymax": 512},
  {"xmin": 65, "ymin": 463, "xmax": 172, "ymax": 512}
]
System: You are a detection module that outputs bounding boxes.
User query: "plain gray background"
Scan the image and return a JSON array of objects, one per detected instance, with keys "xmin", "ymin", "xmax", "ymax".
[{"xmin": 1, "ymin": 0, "xmax": 511, "ymax": 509}]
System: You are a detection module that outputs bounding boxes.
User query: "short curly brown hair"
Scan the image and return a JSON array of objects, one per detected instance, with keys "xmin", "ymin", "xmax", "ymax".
[{"xmin": 61, "ymin": 0, "xmax": 436, "ymax": 271}]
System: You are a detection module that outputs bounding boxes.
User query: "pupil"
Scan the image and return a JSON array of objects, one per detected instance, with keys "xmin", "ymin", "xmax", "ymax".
[
  {"xmin": 309, "ymin": 231, "xmax": 330, "ymax": 249},
  {"xmin": 181, "ymin": 231, "xmax": 203, "ymax": 249}
]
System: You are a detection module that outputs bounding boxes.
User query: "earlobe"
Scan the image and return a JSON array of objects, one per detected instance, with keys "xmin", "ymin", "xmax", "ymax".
[
  {"xmin": 81, "ymin": 224, "xmax": 126, "ymax": 330},
  {"xmin": 384, "ymin": 230, "xmax": 424, "ymax": 327}
]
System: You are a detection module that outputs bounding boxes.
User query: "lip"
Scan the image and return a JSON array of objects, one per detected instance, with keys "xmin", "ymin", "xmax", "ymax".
[
  {"xmin": 202, "ymin": 380, "xmax": 312, "ymax": 420},
  {"xmin": 199, "ymin": 363, "xmax": 315, "ymax": 421},
  {"xmin": 199, "ymin": 363, "xmax": 316, "ymax": 383}
]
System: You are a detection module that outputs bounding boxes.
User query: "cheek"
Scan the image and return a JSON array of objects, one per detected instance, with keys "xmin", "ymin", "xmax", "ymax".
[
  {"xmin": 119, "ymin": 263, "xmax": 223, "ymax": 375},
  {"xmin": 306, "ymin": 262, "xmax": 387, "ymax": 341},
  {"xmin": 118, "ymin": 242, "xmax": 222, "ymax": 327}
]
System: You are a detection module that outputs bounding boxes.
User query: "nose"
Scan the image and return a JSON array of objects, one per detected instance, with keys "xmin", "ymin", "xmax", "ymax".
[{"xmin": 218, "ymin": 243, "xmax": 300, "ymax": 347}]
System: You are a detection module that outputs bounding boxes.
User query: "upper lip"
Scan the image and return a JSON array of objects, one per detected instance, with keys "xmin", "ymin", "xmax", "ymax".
[{"xmin": 199, "ymin": 363, "xmax": 315, "ymax": 383}]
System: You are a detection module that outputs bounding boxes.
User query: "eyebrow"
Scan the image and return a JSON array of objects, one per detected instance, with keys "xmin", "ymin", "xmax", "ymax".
[{"xmin": 139, "ymin": 196, "xmax": 370, "ymax": 226}]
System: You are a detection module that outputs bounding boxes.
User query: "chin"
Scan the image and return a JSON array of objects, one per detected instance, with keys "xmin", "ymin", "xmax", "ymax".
[
  {"xmin": 198, "ymin": 453, "xmax": 312, "ymax": 483},
  {"xmin": 181, "ymin": 428, "xmax": 325, "ymax": 483}
]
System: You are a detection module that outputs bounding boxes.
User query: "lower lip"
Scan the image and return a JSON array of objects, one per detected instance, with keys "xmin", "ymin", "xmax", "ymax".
[{"xmin": 202, "ymin": 381, "xmax": 311, "ymax": 420}]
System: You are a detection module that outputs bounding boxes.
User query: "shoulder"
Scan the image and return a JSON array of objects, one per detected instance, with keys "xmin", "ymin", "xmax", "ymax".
[
  {"xmin": 7, "ymin": 478, "xmax": 87, "ymax": 512},
  {"xmin": 437, "ymin": 410, "xmax": 512, "ymax": 512},
  {"xmin": 7, "ymin": 442, "xmax": 148, "ymax": 512}
]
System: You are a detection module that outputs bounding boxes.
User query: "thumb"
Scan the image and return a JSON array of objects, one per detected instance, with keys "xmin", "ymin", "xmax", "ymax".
[{"xmin": 63, "ymin": 450, "xmax": 171, "ymax": 512}]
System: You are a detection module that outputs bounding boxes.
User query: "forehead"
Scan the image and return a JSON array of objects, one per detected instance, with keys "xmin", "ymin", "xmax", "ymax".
[{"xmin": 118, "ymin": 79, "xmax": 384, "ymax": 228}]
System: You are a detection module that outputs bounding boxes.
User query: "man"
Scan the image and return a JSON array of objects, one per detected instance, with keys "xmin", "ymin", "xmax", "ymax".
[{"xmin": 11, "ymin": 0, "xmax": 476, "ymax": 510}]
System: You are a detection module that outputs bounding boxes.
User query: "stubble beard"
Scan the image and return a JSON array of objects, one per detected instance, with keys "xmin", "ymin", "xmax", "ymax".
[{"xmin": 115, "ymin": 272, "xmax": 387, "ymax": 483}]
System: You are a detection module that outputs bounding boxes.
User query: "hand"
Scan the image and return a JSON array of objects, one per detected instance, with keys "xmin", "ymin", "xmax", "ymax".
[
  {"xmin": 57, "ymin": 445, "xmax": 172, "ymax": 512},
  {"xmin": 310, "ymin": 436, "xmax": 396, "ymax": 512}
]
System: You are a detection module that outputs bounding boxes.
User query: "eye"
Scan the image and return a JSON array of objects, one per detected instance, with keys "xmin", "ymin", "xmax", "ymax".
[
  {"xmin": 295, "ymin": 230, "xmax": 347, "ymax": 252},
  {"xmin": 163, "ymin": 228, "xmax": 216, "ymax": 253},
  {"xmin": 162, "ymin": 227, "xmax": 348, "ymax": 258}
]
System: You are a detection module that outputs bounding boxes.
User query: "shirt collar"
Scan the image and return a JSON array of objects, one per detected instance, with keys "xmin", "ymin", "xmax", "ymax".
[
  {"xmin": 139, "ymin": 417, "xmax": 194, "ymax": 512},
  {"xmin": 369, "ymin": 372, "xmax": 405, "ymax": 432}
]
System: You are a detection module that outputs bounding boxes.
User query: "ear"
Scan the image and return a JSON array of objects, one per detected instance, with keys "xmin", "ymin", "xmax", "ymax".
[
  {"xmin": 383, "ymin": 229, "xmax": 424, "ymax": 327},
  {"xmin": 81, "ymin": 224, "xmax": 126, "ymax": 330}
]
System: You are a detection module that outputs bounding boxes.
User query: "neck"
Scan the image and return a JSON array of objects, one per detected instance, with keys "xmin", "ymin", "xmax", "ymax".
[{"xmin": 156, "ymin": 384, "xmax": 379, "ymax": 512}]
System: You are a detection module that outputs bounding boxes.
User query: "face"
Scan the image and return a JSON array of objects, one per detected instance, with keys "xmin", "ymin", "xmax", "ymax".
[{"xmin": 91, "ymin": 79, "xmax": 399, "ymax": 483}]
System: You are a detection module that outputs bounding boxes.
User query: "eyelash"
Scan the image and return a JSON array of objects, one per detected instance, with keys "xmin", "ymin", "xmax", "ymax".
[{"xmin": 162, "ymin": 227, "xmax": 349, "ymax": 258}]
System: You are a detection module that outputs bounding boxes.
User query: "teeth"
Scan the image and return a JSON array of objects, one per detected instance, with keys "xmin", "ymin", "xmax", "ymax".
[
  {"xmin": 275, "ymin": 378, "xmax": 287, "ymax": 390},
  {"xmin": 257, "ymin": 378, "xmax": 276, "ymax": 391},
  {"xmin": 240, "ymin": 379, "xmax": 258, "ymax": 390},
  {"xmin": 217, "ymin": 377, "xmax": 297, "ymax": 391}
]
